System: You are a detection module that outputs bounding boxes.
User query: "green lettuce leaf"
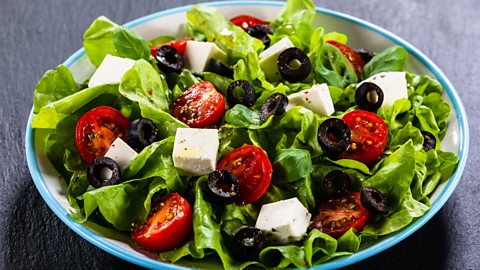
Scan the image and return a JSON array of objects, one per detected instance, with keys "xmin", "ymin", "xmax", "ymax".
[
  {"xmin": 363, "ymin": 140, "xmax": 416, "ymax": 212},
  {"xmin": 270, "ymin": 0, "xmax": 316, "ymax": 48},
  {"xmin": 83, "ymin": 16, "xmax": 152, "ymax": 67},
  {"xmin": 32, "ymin": 84, "xmax": 121, "ymax": 129},
  {"xmin": 119, "ymin": 59, "xmax": 170, "ymax": 111},
  {"xmin": 33, "ymin": 65, "xmax": 79, "ymax": 113},
  {"xmin": 362, "ymin": 45, "xmax": 408, "ymax": 78},
  {"xmin": 315, "ymin": 43, "xmax": 358, "ymax": 88},
  {"xmin": 273, "ymin": 148, "xmax": 313, "ymax": 182}
]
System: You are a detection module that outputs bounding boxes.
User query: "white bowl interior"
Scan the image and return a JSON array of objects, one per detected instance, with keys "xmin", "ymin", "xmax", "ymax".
[{"xmin": 32, "ymin": 3, "xmax": 462, "ymax": 269}]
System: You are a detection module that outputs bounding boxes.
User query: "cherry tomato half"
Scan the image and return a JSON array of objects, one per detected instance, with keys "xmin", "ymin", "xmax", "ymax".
[
  {"xmin": 132, "ymin": 193, "xmax": 192, "ymax": 252},
  {"xmin": 310, "ymin": 191, "xmax": 368, "ymax": 238},
  {"xmin": 326, "ymin": 40, "xmax": 365, "ymax": 79},
  {"xmin": 172, "ymin": 81, "xmax": 225, "ymax": 128},
  {"xmin": 218, "ymin": 145, "xmax": 273, "ymax": 205},
  {"xmin": 339, "ymin": 110, "xmax": 388, "ymax": 166},
  {"xmin": 150, "ymin": 38, "xmax": 194, "ymax": 58},
  {"xmin": 230, "ymin": 15, "xmax": 268, "ymax": 31},
  {"xmin": 75, "ymin": 106, "xmax": 129, "ymax": 164}
]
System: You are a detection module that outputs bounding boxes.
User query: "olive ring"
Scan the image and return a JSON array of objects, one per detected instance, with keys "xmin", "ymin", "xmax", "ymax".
[
  {"xmin": 277, "ymin": 47, "xmax": 312, "ymax": 82},
  {"xmin": 317, "ymin": 118, "xmax": 351, "ymax": 157},
  {"xmin": 355, "ymin": 82, "xmax": 384, "ymax": 112}
]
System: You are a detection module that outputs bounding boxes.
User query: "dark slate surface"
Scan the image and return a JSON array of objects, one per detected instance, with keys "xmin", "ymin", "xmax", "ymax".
[{"xmin": 0, "ymin": 0, "xmax": 478, "ymax": 269}]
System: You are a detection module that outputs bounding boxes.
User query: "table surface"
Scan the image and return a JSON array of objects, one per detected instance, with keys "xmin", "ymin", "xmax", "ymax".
[{"xmin": 1, "ymin": 0, "xmax": 479, "ymax": 269}]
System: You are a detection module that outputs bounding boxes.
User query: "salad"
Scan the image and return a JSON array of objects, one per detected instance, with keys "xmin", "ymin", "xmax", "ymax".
[{"xmin": 31, "ymin": 0, "xmax": 460, "ymax": 269}]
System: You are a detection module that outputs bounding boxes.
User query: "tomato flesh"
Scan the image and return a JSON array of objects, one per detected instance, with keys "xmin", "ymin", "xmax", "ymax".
[
  {"xmin": 310, "ymin": 191, "xmax": 368, "ymax": 238},
  {"xmin": 131, "ymin": 193, "xmax": 192, "ymax": 252},
  {"xmin": 172, "ymin": 81, "xmax": 225, "ymax": 128},
  {"xmin": 339, "ymin": 110, "xmax": 388, "ymax": 166},
  {"xmin": 150, "ymin": 38, "xmax": 193, "ymax": 58},
  {"xmin": 326, "ymin": 40, "xmax": 365, "ymax": 79},
  {"xmin": 75, "ymin": 106, "xmax": 129, "ymax": 164},
  {"xmin": 230, "ymin": 15, "xmax": 268, "ymax": 30},
  {"xmin": 217, "ymin": 145, "xmax": 272, "ymax": 205}
]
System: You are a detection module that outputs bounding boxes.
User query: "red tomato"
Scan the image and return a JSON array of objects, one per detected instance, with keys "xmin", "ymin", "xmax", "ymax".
[
  {"xmin": 230, "ymin": 15, "xmax": 268, "ymax": 30},
  {"xmin": 172, "ymin": 81, "xmax": 225, "ymax": 128},
  {"xmin": 150, "ymin": 38, "xmax": 194, "ymax": 58},
  {"xmin": 326, "ymin": 40, "xmax": 365, "ymax": 79},
  {"xmin": 339, "ymin": 110, "xmax": 388, "ymax": 166},
  {"xmin": 75, "ymin": 106, "xmax": 129, "ymax": 164},
  {"xmin": 217, "ymin": 145, "xmax": 272, "ymax": 205},
  {"xmin": 310, "ymin": 191, "xmax": 368, "ymax": 238},
  {"xmin": 131, "ymin": 193, "xmax": 192, "ymax": 252}
]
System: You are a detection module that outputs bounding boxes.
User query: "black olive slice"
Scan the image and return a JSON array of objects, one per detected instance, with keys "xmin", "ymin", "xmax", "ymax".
[
  {"xmin": 318, "ymin": 118, "xmax": 351, "ymax": 156},
  {"xmin": 421, "ymin": 131, "xmax": 436, "ymax": 152},
  {"xmin": 232, "ymin": 227, "xmax": 267, "ymax": 261},
  {"xmin": 87, "ymin": 157, "xmax": 121, "ymax": 188},
  {"xmin": 155, "ymin": 45, "xmax": 184, "ymax": 73},
  {"xmin": 355, "ymin": 82, "xmax": 384, "ymax": 112},
  {"xmin": 246, "ymin": 24, "xmax": 274, "ymax": 48},
  {"xmin": 126, "ymin": 118, "xmax": 159, "ymax": 152},
  {"xmin": 227, "ymin": 80, "xmax": 256, "ymax": 107},
  {"xmin": 361, "ymin": 186, "xmax": 388, "ymax": 214},
  {"xmin": 354, "ymin": 48, "xmax": 374, "ymax": 64},
  {"xmin": 260, "ymin": 93, "xmax": 288, "ymax": 122},
  {"xmin": 322, "ymin": 170, "xmax": 351, "ymax": 199},
  {"xmin": 277, "ymin": 47, "xmax": 312, "ymax": 82},
  {"xmin": 205, "ymin": 58, "xmax": 234, "ymax": 79},
  {"xmin": 204, "ymin": 170, "xmax": 239, "ymax": 204}
]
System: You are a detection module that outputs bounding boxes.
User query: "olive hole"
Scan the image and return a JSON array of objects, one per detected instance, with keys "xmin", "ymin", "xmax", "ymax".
[
  {"xmin": 288, "ymin": 59, "xmax": 302, "ymax": 69},
  {"xmin": 233, "ymin": 86, "xmax": 246, "ymax": 99},
  {"xmin": 141, "ymin": 124, "xmax": 153, "ymax": 141},
  {"xmin": 96, "ymin": 166, "xmax": 113, "ymax": 181},
  {"xmin": 216, "ymin": 182, "xmax": 229, "ymax": 193},
  {"xmin": 331, "ymin": 177, "xmax": 344, "ymax": 190},
  {"xmin": 367, "ymin": 90, "xmax": 379, "ymax": 103},
  {"xmin": 371, "ymin": 191, "xmax": 382, "ymax": 203},
  {"xmin": 327, "ymin": 127, "xmax": 344, "ymax": 143},
  {"xmin": 266, "ymin": 100, "xmax": 278, "ymax": 113},
  {"xmin": 242, "ymin": 237, "xmax": 255, "ymax": 247},
  {"xmin": 165, "ymin": 52, "xmax": 177, "ymax": 63}
]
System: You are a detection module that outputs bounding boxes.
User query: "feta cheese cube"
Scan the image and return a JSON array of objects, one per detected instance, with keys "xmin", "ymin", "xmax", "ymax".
[
  {"xmin": 104, "ymin": 138, "xmax": 138, "ymax": 170},
  {"xmin": 255, "ymin": 197, "xmax": 311, "ymax": 244},
  {"xmin": 357, "ymin": 71, "xmax": 408, "ymax": 109},
  {"xmin": 88, "ymin": 54, "xmax": 136, "ymax": 88},
  {"xmin": 184, "ymin": 41, "xmax": 227, "ymax": 74},
  {"xmin": 172, "ymin": 128, "xmax": 219, "ymax": 176},
  {"xmin": 286, "ymin": 83, "xmax": 335, "ymax": 116},
  {"xmin": 259, "ymin": 37, "xmax": 295, "ymax": 81}
]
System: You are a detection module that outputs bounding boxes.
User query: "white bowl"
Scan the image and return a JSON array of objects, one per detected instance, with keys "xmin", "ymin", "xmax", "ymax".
[{"xmin": 25, "ymin": 1, "xmax": 469, "ymax": 269}]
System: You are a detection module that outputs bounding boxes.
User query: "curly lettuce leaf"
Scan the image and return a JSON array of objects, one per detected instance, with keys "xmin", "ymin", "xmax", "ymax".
[
  {"xmin": 33, "ymin": 65, "xmax": 79, "ymax": 114},
  {"xmin": 273, "ymin": 148, "xmax": 313, "ymax": 182},
  {"xmin": 315, "ymin": 43, "xmax": 358, "ymax": 88},
  {"xmin": 119, "ymin": 59, "xmax": 187, "ymax": 137},
  {"xmin": 362, "ymin": 45, "xmax": 408, "ymax": 78},
  {"xmin": 83, "ymin": 16, "xmax": 152, "ymax": 67},
  {"xmin": 32, "ymin": 84, "xmax": 122, "ymax": 129},
  {"xmin": 270, "ymin": 0, "xmax": 316, "ymax": 48}
]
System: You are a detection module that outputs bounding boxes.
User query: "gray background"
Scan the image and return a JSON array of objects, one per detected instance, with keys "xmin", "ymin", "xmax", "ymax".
[{"xmin": 0, "ymin": 0, "xmax": 478, "ymax": 269}]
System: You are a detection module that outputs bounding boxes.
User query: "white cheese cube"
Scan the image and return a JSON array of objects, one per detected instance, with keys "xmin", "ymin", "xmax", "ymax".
[
  {"xmin": 255, "ymin": 197, "xmax": 311, "ymax": 244},
  {"xmin": 259, "ymin": 37, "xmax": 295, "ymax": 81},
  {"xmin": 357, "ymin": 71, "xmax": 408, "ymax": 109},
  {"xmin": 184, "ymin": 41, "xmax": 227, "ymax": 74},
  {"xmin": 104, "ymin": 138, "xmax": 138, "ymax": 170},
  {"xmin": 286, "ymin": 83, "xmax": 335, "ymax": 116},
  {"xmin": 88, "ymin": 54, "xmax": 136, "ymax": 88},
  {"xmin": 172, "ymin": 128, "xmax": 219, "ymax": 176}
]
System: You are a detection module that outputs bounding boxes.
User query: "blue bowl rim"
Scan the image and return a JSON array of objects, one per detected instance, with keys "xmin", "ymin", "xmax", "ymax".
[{"xmin": 25, "ymin": 1, "xmax": 470, "ymax": 269}]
